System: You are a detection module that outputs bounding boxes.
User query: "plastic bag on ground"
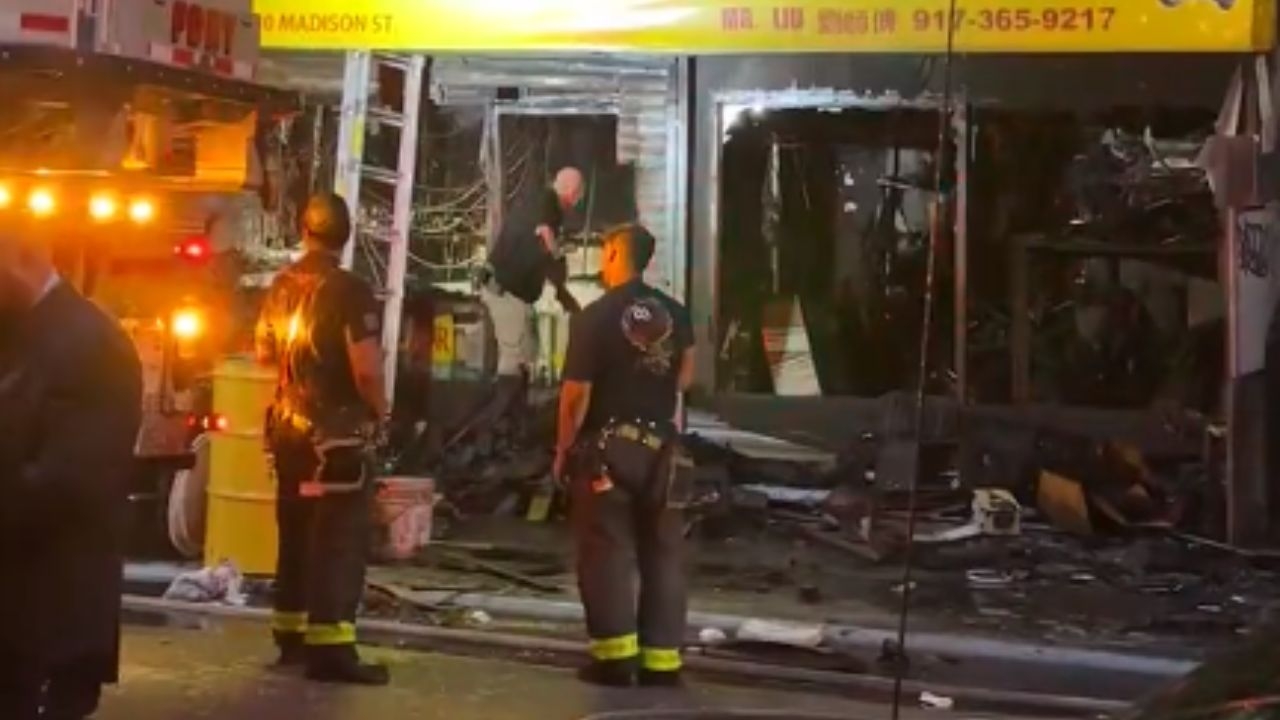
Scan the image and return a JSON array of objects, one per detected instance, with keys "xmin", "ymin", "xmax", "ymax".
[{"xmin": 162, "ymin": 560, "xmax": 247, "ymax": 605}]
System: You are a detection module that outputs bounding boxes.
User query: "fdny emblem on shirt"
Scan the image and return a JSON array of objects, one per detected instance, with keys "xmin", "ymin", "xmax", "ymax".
[{"xmin": 621, "ymin": 297, "xmax": 674, "ymax": 375}]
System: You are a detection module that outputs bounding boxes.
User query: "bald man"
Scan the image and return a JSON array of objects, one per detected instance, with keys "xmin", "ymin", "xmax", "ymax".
[{"xmin": 480, "ymin": 168, "xmax": 584, "ymax": 437}]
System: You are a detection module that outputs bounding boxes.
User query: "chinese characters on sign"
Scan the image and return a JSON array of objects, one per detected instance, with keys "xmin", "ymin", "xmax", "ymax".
[{"xmin": 720, "ymin": 5, "xmax": 1121, "ymax": 37}]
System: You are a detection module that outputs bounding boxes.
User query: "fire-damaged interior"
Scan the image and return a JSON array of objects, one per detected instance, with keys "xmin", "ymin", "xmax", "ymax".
[
  {"xmin": 378, "ymin": 103, "xmax": 644, "ymax": 479},
  {"xmin": 716, "ymin": 104, "xmax": 1223, "ymax": 414}
]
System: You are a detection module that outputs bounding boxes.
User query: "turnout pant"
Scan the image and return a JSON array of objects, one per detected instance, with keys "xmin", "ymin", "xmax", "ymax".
[
  {"xmin": 269, "ymin": 431, "xmax": 371, "ymax": 653},
  {"xmin": 571, "ymin": 430, "xmax": 688, "ymax": 674}
]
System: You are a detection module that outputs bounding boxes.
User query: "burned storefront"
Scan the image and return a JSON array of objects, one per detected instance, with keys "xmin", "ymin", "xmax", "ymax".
[
  {"xmin": 694, "ymin": 54, "xmax": 1237, "ymax": 409},
  {"xmin": 689, "ymin": 42, "xmax": 1280, "ymax": 544},
  {"xmin": 123, "ymin": 2, "xmax": 1280, "ymax": 703}
]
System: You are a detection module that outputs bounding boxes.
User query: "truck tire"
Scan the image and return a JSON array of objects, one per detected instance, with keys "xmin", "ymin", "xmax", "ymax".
[{"xmin": 168, "ymin": 434, "xmax": 210, "ymax": 559}]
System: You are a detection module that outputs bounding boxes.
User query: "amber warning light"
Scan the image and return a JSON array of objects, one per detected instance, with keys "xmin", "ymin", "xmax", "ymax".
[
  {"xmin": 187, "ymin": 413, "xmax": 229, "ymax": 432},
  {"xmin": 171, "ymin": 308, "xmax": 205, "ymax": 341}
]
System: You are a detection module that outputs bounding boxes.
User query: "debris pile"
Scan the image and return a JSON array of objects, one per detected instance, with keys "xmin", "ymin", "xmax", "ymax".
[{"xmin": 380, "ymin": 360, "xmax": 1264, "ymax": 648}]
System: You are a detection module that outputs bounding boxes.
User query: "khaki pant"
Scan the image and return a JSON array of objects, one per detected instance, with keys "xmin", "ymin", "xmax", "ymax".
[{"xmin": 481, "ymin": 285, "xmax": 537, "ymax": 376}]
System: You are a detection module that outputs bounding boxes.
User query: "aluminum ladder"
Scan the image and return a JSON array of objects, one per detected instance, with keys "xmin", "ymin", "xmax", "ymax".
[{"xmin": 334, "ymin": 51, "xmax": 426, "ymax": 410}]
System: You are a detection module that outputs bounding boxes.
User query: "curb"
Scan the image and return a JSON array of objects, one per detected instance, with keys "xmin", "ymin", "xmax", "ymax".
[
  {"xmin": 369, "ymin": 588, "xmax": 1200, "ymax": 679},
  {"xmin": 124, "ymin": 562, "xmax": 1198, "ymax": 681},
  {"xmin": 121, "ymin": 595, "xmax": 1128, "ymax": 718}
]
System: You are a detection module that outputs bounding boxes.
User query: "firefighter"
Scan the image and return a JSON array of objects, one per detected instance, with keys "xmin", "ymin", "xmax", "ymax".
[
  {"xmin": 254, "ymin": 193, "xmax": 390, "ymax": 686},
  {"xmin": 553, "ymin": 223, "xmax": 696, "ymax": 687}
]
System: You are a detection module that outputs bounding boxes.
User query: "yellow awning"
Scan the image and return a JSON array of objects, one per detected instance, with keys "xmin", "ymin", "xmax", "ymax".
[{"xmin": 254, "ymin": 0, "xmax": 1276, "ymax": 54}]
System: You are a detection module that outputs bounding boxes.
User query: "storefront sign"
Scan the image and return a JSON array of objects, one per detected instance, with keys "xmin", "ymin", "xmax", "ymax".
[
  {"xmin": 431, "ymin": 313, "xmax": 456, "ymax": 369},
  {"xmin": 252, "ymin": 0, "xmax": 1275, "ymax": 53}
]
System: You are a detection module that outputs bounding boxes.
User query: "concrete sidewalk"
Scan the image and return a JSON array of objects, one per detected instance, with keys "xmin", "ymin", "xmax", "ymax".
[
  {"xmin": 102, "ymin": 619, "xmax": 1024, "ymax": 720},
  {"xmin": 125, "ymin": 561, "xmax": 1194, "ymax": 703}
]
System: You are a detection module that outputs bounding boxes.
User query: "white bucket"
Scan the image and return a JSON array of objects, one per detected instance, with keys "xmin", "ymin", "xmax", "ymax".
[{"xmin": 374, "ymin": 476, "xmax": 435, "ymax": 562}]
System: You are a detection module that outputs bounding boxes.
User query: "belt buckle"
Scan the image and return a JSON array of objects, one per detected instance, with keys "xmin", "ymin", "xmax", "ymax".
[{"xmin": 609, "ymin": 420, "xmax": 663, "ymax": 451}]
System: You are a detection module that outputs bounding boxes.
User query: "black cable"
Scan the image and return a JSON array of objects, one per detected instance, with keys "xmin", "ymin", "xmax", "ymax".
[{"xmin": 889, "ymin": 1, "xmax": 962, "ymax": 719}]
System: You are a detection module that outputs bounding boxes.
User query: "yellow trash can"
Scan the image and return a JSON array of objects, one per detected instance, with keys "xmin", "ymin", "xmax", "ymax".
[{"xmin": 204, "ymin": 357, "xmax": 279, "ymax": 575}]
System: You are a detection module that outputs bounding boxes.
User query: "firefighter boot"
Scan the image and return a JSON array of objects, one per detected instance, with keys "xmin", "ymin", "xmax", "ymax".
[
  {"xmin": 639, "ymin": 668, "xmax": 684, "ymax": 688},
  {"xmin": 273, "ymin": 631, "xmax": 306, "ymax": 667},
  {"xmin": 577, "ymin": 658, "xmax": 637, "ymax": 688},
  {"xmin": 638, "ymin": 645, "xmax": 684, "ymax": 688},
  {"xmin": 305, "ymin": 645, "xmax": 390, "ymax": 686}
]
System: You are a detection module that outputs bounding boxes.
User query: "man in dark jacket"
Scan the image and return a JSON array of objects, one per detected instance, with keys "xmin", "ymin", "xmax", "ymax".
[
  {"xmin": 475, "ymin": 168, "xmax": 585, "ymax": 441},
  {"xmin": 0, "ymin": 226, "xmax": 143, "ymax": 719}
]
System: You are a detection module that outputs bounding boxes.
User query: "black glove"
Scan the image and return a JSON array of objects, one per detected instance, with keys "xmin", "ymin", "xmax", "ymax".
[{"xmin": 546, "ymin": 255, "xmax": 569, "ymax": 287}]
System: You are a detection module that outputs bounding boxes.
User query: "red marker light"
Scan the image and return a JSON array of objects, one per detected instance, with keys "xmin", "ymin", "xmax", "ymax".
[
  {"xmin": 212, "ymin": 414, "xmax": 229, "ymax": 432},
  {"xmin": 175, "ymin": 236, "xmax": 210, "ymax": 261}
]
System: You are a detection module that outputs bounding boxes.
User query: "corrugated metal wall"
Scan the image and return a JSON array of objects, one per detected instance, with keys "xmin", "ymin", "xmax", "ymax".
[{"xmin": 431, "ymin": 55, "xmax": 686, "ymax": 300}]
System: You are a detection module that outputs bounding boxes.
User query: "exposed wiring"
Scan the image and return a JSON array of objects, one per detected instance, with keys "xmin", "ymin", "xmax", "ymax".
[
  {"xmin": 408, "ymin": 250, "xmax": 480, "ymax": 271},
  {"xmin": 889, "ymin": 0, "xmax": 961, "ymax": 717},
  {"xmin": 358, "ymin": 234, "xmax": 387, "ymax": 288}
]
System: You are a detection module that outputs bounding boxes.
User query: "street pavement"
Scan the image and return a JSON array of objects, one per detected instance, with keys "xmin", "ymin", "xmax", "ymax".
[{"xmin": 97, "ymin": 619, "xmax": 1022, "ymax": 720}]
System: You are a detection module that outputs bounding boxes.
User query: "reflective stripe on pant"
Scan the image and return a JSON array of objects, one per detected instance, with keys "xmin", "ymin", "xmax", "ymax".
[
  {"xmin": 305, "ymin": 622, "xmax": 357, "ymax": 646},
  {"xmin": 271, "ymin": 432, "xmax": 371, "ymax": 651},
  {"xmin": 271, "ymin": 611, "xmax": 309, "ymax": 635},
  {"xmin": 571, "ymin": 442, "xmax": 687, "ymax": 672},
  {"xmin": 590, "ymin": 634, "xmax": 639, "ymax": 662},
  {"xmin": 641, "ymin": 647, "xmax": 682, "ymax": 672}
]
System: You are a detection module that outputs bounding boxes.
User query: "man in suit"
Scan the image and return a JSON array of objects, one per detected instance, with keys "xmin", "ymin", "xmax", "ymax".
[{"xmin": 0, "ymin": 225, "xmax": 143, "ymax": 719}]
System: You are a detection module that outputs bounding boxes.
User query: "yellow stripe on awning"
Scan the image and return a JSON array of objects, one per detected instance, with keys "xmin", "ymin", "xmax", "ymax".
[{"xmin": 254, "ymin": 0, "xmax": 1276, "ymax": 54}]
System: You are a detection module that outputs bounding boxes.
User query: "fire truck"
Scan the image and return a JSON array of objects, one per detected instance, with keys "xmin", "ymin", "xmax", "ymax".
[{"xmin": 0, "ymin": 0, "xmax": 300, "ymax": 553}]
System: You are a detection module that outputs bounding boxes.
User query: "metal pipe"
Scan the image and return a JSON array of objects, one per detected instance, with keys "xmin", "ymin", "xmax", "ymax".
[
  {"xmin": 952, "ymin": 105, "xmax": 970, "ymax": 402},
  {"xmin": 893, "ymin": 0, "xmax": 962, "ymax": 716},
  {"xmin": 120, "ymin": 595, "xmax": 1125, "ymax": 718}
]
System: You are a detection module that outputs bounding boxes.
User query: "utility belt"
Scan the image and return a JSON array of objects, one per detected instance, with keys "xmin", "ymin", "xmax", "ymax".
[
  {"xmin": 265, "ymin": 398, "xmax": 376, "ymax": 498},
  {"xmin": 571, "ymin": 418, "xmax": 694, "ymax": 509}
]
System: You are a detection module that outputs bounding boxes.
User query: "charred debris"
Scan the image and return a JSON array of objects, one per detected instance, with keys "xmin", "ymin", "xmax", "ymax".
[{"xmin": 375, "ymin": 105, "xmax": 1271, "ymax": 642}]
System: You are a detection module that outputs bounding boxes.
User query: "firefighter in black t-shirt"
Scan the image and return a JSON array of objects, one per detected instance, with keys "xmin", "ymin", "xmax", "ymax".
[
  {"xmin": 254, "ymin": 193, "xmax": 390, "ymax": 686},
  {"xmin": 554, "ymin": 223, "xmax": 696, "ymax": 688}
]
